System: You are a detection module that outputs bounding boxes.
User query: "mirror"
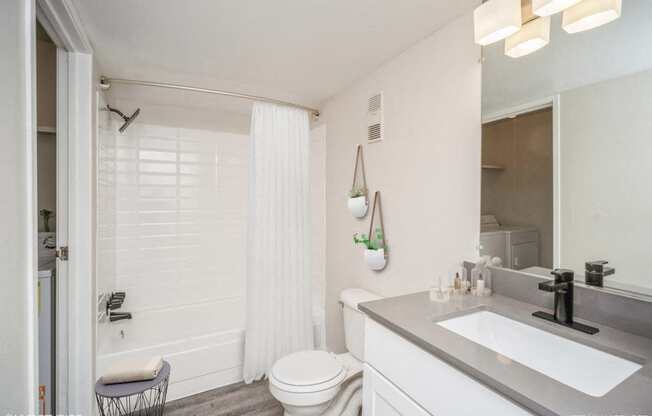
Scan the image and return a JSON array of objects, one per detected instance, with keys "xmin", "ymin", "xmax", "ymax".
[{"xmin": 480, "ymin": 0, "xmax": 652, "ymax": 296}]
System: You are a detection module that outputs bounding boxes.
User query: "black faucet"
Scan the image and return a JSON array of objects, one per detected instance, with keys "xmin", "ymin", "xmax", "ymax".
[
  {"xmin": 106, "ymin": 291, "xmax": 132, "ymax": 322},
  {"xmin": 533, "ymin": 269, "xmax": 599, "ymax": 335},
  {"xmin": 585, "ymin": 260, "xmax": 615, "ymax": 287},
  {"xmin": 109, "ymin": 312, "xmax": 132, "ymax": 322}
]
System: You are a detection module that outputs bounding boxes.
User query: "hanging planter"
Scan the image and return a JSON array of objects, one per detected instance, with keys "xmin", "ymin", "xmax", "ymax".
[
  {"xmin": 353, "ymin": 191, "xmax": 388, "ymax": 271},
  {"xmin": 364, "ymin": 248, "xmax": 386, "ymax": 271},
  {"xmin": 348, "ymin": 145, "xmax": 368, "ymax": 218}
]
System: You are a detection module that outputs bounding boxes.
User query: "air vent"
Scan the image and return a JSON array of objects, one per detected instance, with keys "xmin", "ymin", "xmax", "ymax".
[
  {"xmin": 367, "ymin": 92, "xmax": 383, "ymax": 143},
  {"xmin": 368, "ymin": 94, "xmax": 382, "ymax": 112},
  {"xmin": 368, "ymin": 124, "xmax": 382, "ymax": 141}
]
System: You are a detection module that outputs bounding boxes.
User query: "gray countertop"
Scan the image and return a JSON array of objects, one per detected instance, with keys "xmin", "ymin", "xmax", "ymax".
[{"xmin": 359, "ymin": 292, "xmax": 652, "ymax": 416}]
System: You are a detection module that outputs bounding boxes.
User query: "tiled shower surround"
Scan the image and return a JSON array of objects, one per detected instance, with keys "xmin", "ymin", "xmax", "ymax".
[{"xmin": 97, "ymin": 119, "xmax": 250, "ymax": 399}]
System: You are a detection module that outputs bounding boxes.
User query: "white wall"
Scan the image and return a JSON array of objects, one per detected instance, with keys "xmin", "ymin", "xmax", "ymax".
[
  {"xmin": 560, "ymin": 69, "xmax": 652, "ymax": 289},
  {"xmin": 0, "ymin": 1, "xmax": 37, "ymax": 413},
  {"xmin": 322, "ymin": 13, "xmax": 481, "ymax": 352},
  {"xmin": 482, "ymin": 0, "xmax": 652, "ymax": 116},
  {"xmin": 112, "ymin": 94, "xmax": 251, "ymax": 135}
]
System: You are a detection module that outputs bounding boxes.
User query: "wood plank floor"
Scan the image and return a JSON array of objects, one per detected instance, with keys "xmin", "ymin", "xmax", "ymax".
[{"xmin": 164, "ymin": 381, "xmax": 284, "ymax": 416}]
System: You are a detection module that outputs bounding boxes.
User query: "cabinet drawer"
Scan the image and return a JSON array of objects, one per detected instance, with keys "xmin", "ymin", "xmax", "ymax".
[
  {"xmin": 364, "ymin": 318, "xmax": 534, "ymax": 416},
  {"xmin": 363, "ymin": 364, "xmax": 429, "ymax": 416}
]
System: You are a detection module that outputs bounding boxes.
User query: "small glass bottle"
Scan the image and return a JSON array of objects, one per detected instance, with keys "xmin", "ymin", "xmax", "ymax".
[
  {"xmin": 430, "ymin": 276, "xmax": 451, "ymax": 302},
  {"xmin": 453, "ymin": 272, "xmax": 462, "ymax": 294}
]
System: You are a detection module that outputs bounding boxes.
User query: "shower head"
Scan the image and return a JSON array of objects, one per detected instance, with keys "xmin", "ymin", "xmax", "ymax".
[
  {"xmin": 119, "ymin": 108, "xmax": 140, "ymax": 133},
  {"xmin": 106, "ymin": 105, "xmax": 140, "ymax": 133}
]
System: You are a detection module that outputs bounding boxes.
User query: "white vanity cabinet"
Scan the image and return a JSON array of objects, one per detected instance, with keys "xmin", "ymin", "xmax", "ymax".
[{"xmin": 362, "ymin": 318, "xmax": 535, "ymax": 416}]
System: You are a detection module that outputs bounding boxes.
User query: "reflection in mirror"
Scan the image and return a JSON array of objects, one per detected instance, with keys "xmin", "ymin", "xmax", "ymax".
[{"xmin": 480, "ymin": 0, "xmax": 652, "ymax": 295}]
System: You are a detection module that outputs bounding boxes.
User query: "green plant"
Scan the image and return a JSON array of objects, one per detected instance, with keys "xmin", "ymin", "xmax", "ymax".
[
  {"xmin": 353, "ymin": 228, "xmax": 385, "ymax": 250},
  {"xmin": 348, "ymin": 186, "xmax": 367, "ymax": 198},
  {"xmin": 39, "ymin": 209, "xmax": 53, "ymax": 232}
]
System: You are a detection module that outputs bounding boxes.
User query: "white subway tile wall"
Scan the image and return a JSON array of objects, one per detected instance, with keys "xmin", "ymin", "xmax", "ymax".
[{"xmin": 97, "ymin": 120, "xmax": 249, "ymax": 399}]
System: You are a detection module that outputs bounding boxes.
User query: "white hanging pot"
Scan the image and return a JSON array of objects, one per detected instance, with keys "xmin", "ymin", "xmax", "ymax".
[
  {"xmin": 365, "ymin": 248, "xmax": 387, "ymax": 271},
  {"xmin": 348, "ymin": 196, "xmax": 368, "ymax": 218}
]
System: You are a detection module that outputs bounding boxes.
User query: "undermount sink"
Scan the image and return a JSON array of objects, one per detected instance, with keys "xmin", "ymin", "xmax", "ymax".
[{"xmin": 437, "ymin": 311, "xmax": 642, "ymax": 397}]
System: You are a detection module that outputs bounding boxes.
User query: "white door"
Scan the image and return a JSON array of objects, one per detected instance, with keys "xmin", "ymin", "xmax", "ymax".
[{"xmin": 54, "ymin": 47, "xmax": 69, "ymax": 415}]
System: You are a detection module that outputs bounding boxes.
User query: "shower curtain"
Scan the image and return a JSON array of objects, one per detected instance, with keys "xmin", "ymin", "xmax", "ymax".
[{"xmin": 243, "ymin": 102, "xmax": 314, "ymax": 383}]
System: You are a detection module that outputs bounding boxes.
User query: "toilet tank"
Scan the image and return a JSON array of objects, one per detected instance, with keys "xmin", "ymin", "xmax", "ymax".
[{"xmin": 340, "ymin": 288, "xmax": 382, "ymax": 360}]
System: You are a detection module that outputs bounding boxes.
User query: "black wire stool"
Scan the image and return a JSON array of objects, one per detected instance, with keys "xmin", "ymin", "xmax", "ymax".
[{"xmin": 95, "ymin": 361, "xmax": 170, "ymax": 416}]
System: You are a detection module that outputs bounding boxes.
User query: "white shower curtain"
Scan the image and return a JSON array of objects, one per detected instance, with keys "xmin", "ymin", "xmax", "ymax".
[{"xmin": 244, "ymin": 102, "xmax": 314, "ymax": 383}]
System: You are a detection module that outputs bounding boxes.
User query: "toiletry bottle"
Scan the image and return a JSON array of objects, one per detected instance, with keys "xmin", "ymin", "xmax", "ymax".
[
  {"xmin": 484, "ymin": 267, "xmax": 492, "ymax": 295},
  {"xmin": 476, "ymin": 272, "xmax": 485, "ymax": 296},
  {"xmin": 461, "ymin": 265, "xmax": 470, "ymax": 294},
  {"xmin": 454, "ymin": 272, "xmax": 461, "ymax": 293},
  {"xmin": 471, "ymin": 263, "xmax": 480, "ymax": 291}
]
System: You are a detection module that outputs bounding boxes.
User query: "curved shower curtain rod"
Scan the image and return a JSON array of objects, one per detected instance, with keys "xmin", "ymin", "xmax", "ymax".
[{"xmin": 100, "ymin": 76, "xmax": 320, "ymax": 117}]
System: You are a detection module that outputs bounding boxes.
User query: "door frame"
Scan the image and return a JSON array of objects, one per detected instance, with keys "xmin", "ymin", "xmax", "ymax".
[
  {"xmin": 36, "ymin": 1, "xmax": 95, "ymax": 415},
  {"xmin": 481, "ymin": 95, "xmax": 562, "ymax": 269}
]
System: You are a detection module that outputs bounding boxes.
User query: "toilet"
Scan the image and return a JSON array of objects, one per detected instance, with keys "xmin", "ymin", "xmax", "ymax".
[{"xmin": 269, "ymin": 288, "xmax": 382, "ymax": 416}]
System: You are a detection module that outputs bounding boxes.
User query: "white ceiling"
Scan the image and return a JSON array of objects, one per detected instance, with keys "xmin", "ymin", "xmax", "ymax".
[{"xmin": 73, "ymin": 0, "xmax": 477, "ymax": 113}]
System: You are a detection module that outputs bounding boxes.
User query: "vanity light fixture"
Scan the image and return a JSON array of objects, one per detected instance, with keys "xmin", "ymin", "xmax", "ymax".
[
  {"xmin": 474, "ymin": 0, "xmax": 522, "ymax": 46},
  {"xmin": 532, "ymin": 0, "xmax": 582, "ymax": 17},
  {"xmin": 562, "ymin": 0, "xmax": 622, "ymax": 33},
  {"xmin": 505, "ymin": 16, "xmax": 551, "ymax": 58},
  {"xmin": 476, "ymin": 0, "xmax": 623, "ymax": 58}
]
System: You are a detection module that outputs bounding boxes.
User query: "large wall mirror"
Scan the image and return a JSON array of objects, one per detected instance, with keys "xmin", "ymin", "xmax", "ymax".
[{"xmin": 480, "ymin": 0, "xmax": 652, "ymax": 296}]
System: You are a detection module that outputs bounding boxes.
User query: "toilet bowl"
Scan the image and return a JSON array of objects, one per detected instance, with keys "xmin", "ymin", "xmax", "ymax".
[
  {"xmin": 269, "ymin": 351, "xmax": 360, "ymax": 416},
  {"xmin": 269, "ymin": 288, "xmax": 381, "ymax": 416}
]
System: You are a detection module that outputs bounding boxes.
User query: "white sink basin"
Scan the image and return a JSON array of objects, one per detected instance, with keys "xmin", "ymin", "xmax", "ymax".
[{"xmin": 437, "ymin": 311, "xmax": 641, "ymax": 397}]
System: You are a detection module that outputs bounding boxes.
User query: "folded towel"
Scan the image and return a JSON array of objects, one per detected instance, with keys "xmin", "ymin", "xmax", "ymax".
[{"xmin": 100, "ymin": 356, "xmax": 164, "ymax": 384}]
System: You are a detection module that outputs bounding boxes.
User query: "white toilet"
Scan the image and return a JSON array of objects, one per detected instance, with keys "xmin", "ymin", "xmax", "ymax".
[{"xmin": 269, "ymin": 288, "xmax": 382, "ymax": 416}]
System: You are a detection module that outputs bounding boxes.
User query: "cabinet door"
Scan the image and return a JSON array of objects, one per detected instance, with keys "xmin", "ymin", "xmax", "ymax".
[
  {"xmin": 363, "ymin": 364, "xmax": 430, "ymax": 416},
  {"xmin": 512, "ymin": 242, "xmax": 539, "ymax": 269}
]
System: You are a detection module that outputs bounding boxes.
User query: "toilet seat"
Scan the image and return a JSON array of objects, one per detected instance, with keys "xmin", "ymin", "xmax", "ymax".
[{"xmin": 270, "ymin": 350, "xmax": 346, "ymax": 393}]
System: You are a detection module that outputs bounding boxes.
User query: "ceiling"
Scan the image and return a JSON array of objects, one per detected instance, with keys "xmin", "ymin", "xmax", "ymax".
[{"xmin": 73, "ymin": 0, "xmax": 477, "ymax": 114}]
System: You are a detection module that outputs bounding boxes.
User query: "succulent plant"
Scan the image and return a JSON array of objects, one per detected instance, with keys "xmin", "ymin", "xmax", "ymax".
[
  {"xmin": 353, "ymin": 228, "xmax": 385, "ymax": 250},
  {"xmin": 348, "ymin": 186, "xmax": 368, "ymax": 198}
]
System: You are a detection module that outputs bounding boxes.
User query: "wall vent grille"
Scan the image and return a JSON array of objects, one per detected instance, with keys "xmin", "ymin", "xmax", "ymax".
[
  {"xmin": 368, "ymin": 94, "xmax": 382, "ymax": 113},
  {"xmin": 367, "ymin": 92, "xmax": 383, "ymax": 143},
  {"xmin": 368, "ymin": 124, "xmax": 382, "ymax": 141}
]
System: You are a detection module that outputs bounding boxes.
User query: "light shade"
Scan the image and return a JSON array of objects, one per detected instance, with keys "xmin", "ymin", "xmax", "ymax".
[
  {"xmin": 562, "ymin": 0, "xmax": 622, "ymax": 34},
  {"xmin": 505, "ymin": 16, "xmax": 551, "ymax": 58},
  {"xmin": 532, "ymin": 0, "xmax": 583, "ymax": 16},
  {"xmin": 474, "ymin": 0, "xmax": 522, "ymax": 46}
]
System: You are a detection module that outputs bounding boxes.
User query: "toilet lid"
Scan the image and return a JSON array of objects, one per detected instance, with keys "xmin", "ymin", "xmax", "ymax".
[{"xmin": 271, "ymin": 350, "xmax": 344, "ymax": 388}]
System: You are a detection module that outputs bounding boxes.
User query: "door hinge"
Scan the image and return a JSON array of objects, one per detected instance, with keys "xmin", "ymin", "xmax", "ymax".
[{"xmin": 56, "ymin": 246, "xmax": 69, "ymax": 261}]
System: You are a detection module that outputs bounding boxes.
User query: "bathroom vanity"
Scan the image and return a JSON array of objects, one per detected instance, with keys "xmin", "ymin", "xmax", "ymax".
[{"xmin": 359, "ymin": 292, "xmax": 652, "ymax": 416}]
